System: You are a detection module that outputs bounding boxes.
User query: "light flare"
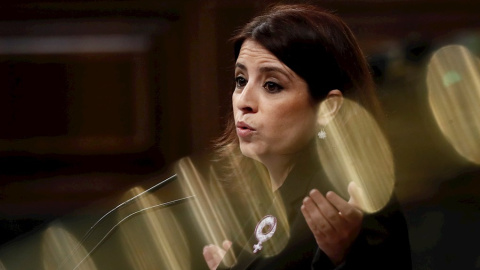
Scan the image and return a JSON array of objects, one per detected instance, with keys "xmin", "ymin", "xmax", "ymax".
[
  {"xmin": 427, "ymin": 45, "xmax": 480, "ymax": 164},
  {"xmin": 176, "ymin": 157, "xmax": 238, "ymax": 267},
  {"xmin": 117, "ymin": 186, "xmax": 190, "ymax": 270},
  {"xmin": 317, "ymin": 99, "xmax": 395, "ymax": 213},
  {"xmin": 176, "ymin": 155, "xmax": 290, "ymax": 265},
  {"xmin": 41, "ymin": 223, "xmax": 97, "ymax": 270}
]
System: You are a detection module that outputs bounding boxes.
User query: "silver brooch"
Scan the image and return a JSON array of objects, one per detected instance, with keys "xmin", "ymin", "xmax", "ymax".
[{"xmin": 253, "ymin": 215, "xmax": 277, "ymax": 253}]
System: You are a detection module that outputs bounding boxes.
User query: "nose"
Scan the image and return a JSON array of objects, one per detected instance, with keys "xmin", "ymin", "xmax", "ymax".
[{"xmin": 234, "ymin": 83, "xmax": 258, "ymax": 114}]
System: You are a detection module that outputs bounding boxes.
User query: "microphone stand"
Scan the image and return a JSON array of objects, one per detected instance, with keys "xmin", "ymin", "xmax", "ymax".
[{"xmin": 57, "ymin": 174, "xmax": 196, "ymax": 270}]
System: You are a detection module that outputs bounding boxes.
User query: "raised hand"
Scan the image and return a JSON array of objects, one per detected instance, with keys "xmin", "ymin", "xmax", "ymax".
[
  {"xmin": 301, "ymin": 182, "xmax": 364, "ymax": 265},
  {"xmin": 203, "ymin": 240, "xmax": 232, "ymax": 270}
]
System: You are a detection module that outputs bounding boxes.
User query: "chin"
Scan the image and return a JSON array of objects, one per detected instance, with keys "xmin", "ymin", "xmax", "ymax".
[{"xmin": 239, "ymin": 144, "xmax": 262, "ymax": 161}]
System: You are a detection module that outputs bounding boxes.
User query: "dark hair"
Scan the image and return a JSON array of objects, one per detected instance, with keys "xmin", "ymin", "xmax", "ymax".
[
  {"xmin": 233, "ymin": 4, "xmax": 378, "ymax": 105},
  {"xmin": 214, "ymin": 3, "xmax": 382, "ymax": 162}
]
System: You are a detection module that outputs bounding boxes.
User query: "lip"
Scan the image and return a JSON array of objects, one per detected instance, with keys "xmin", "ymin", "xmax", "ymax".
[{"xmin": 236, "ymin": 121, "xmax": 256, "ymax": 138}]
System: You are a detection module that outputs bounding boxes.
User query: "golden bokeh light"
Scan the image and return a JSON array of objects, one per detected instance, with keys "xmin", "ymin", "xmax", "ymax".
[
  {"xmin": 176, "ymin": 157, "xmax": 238, "ymax": 267},
  {"xmin": 116, "ymin": 186, "xmax": 191, "ymax": 270},
  {"xmin": 41, "ymin": 223, "xmax": 97, "ymax": 270},
  {"xmin": 317, "ymin": 99, "xmax": 395, "ymax": 213},
  {"xmin": 427, "ymin": 45, "xmax": 480, "ymax": 164},
  {"xmin": 176, "ymin": 156, "xmax": 290, "ymax": 266}
]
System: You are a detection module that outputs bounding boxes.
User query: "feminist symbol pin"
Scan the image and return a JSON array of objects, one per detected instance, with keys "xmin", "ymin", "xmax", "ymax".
[{"xmin": 253, "ymin": 215, "xmax": 277, "ymax": 253}]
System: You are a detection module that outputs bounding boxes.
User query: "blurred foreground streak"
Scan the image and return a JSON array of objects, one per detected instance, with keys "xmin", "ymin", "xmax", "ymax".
[{"xmin": 427, "ymin": 45, "xmax": 480, "ymax": 165}]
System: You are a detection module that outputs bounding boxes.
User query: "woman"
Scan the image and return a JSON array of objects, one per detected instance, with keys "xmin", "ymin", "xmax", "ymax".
[{"xmin": 184, "ymin": 3, "xmax": 412, "ymax": 269}]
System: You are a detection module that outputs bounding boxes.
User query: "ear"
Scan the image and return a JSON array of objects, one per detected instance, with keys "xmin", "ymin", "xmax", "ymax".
[{"xmin": 317, "ymin": 89, "xmax": 343, "ymax": 126}]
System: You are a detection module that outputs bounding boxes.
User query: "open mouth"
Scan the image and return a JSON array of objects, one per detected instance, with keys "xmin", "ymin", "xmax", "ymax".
[
  {"xmin": 237, "ymin": 121, "xmax": 255, "ymax": 131},
  {"xmin": 236, "ymin": 121, "xmax": 255, "ymax": 137}
]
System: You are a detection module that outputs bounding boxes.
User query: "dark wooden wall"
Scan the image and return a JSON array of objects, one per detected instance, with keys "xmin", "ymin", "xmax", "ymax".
[{"xmin": 0, "ymin": 2, "xmax": 479, "ymax": 266}]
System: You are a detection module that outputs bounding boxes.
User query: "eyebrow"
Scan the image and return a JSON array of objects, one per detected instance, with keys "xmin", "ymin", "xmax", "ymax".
[
  {"xmin": 235, "ymin": 62, "xmax": 293, "ymax": 80},
  {"xmin": 235, "ymin": 62, "xmax": 247, "ymax": 71}
]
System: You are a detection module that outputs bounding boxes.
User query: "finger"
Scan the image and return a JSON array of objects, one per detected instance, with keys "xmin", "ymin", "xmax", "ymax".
[
  {"xmin": 222, "ymin": 240, "xmax": 232, "ymax": 251},
  {"xmin": 203, "ymin": 245, "xmax": 212, "ymax": 260},
  {"xmin": 203, "ymin": 244, "xmax": 224, "ymax": 270},
  {"xmin": 301, "ymin": 204, "xmax": 326, "ymax": 239},
  {"xmin": 326, "ymin": 191, "xmax": 362, "ymax": 223},
  {"xmin": 203, "ymin": 245, "xmax": 217, "ymax": 269},
  {"xmin": 308, "ymin": 189, "xmax": 345, "ymax": 230},
  {"xmin": 302, "ymin": 196, "xmax": 333, "ymax": 235}
]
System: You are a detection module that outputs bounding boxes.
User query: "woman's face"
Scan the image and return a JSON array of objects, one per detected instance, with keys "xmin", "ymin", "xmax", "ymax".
[{"xmin": 233, "ymin": 39, "xmax": 319, "ymax": 162}]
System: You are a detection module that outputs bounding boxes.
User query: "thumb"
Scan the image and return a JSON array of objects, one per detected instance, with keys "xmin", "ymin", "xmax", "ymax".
[
  {"xmin": 347, "ymin": 181, "xmax": 364, "ymax": 209},
  {"xmin": 222, "ymin": 240, "xmax": 232, "ymax": 250}
]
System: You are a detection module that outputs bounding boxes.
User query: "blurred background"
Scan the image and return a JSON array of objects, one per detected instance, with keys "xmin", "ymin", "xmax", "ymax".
[{"xmin": 0, "ymin": 0, "xmax": 479, "ymax": 269}]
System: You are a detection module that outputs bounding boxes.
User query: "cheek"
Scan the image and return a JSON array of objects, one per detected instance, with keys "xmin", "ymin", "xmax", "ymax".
[
  {"xmin": 268, "ymin": 104, "xmax": 317, "ymax": 141},
  {"xmin": 286, "ymin": 114, "xmax": 317, "ymax": 140}
]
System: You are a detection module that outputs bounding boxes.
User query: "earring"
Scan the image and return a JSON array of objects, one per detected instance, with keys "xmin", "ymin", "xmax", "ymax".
[{"xmin": 317, "ymin": 128, "xmax": 327, "ymax": 139}]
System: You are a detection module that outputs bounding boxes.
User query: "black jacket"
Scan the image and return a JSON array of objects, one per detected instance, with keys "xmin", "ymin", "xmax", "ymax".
[{"xmin": 177, "ymin": 146, "xmax": 412, "ymax": 270}]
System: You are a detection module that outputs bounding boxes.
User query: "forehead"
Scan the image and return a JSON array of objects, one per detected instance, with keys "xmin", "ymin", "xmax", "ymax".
[
  {"xmin": 236, "ymin": 39, "xmax": 296, "ymax": 78},
  {"xmin": 237, "ymin": 39, "xmax": 278, "ymax": 61}
]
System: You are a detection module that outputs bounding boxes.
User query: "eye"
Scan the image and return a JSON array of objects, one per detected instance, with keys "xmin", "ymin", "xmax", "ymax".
[
  {"xmin": 263, "ymin": 81, "xmax": 283, "ymax": 93},
  {"xmin": 235, "ymin": 76, "xmax": 247, "ymax": 89}
]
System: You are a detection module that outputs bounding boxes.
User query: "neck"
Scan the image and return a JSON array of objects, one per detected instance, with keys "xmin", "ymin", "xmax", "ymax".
[{"xmin": 261, "ymin": 155, "xmax": 297, "ymax": 192}]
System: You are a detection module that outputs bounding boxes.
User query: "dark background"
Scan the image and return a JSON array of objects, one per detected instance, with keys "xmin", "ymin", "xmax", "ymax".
[{"xmin": 0, "ymin": 0, "xmax": 479, "ymax": 269}]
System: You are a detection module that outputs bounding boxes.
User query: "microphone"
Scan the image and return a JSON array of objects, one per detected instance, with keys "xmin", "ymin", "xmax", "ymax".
[
  {"xmin": 87, "ymin": 174, "xmax": 179, "ymax": 232},
  {"xmin": 57, "ymin": 174, "xmax": 196, "ymax": 270}
]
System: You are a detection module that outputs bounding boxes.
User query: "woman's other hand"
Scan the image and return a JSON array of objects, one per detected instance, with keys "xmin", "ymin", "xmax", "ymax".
[
  {"xmin": 203, "ymin": 240, "xmax": 232, "ymax": 270},
  {"xmin": 301, "ymin": 182, "xmax": 363, "ymax": 265}
]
